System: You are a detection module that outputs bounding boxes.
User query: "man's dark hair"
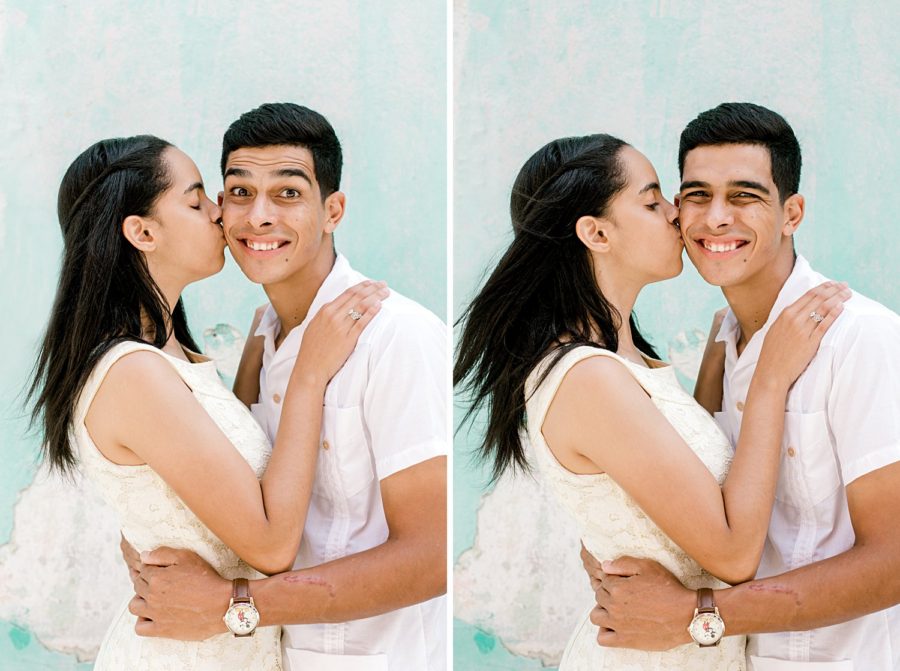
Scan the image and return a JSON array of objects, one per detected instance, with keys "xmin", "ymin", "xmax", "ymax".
[
  {"xmin": 221, "ymin": 102, "xmax": 342, "ymax": 199},
  {"xmin": 678, "ymin": 102, "xmax": 801, "ymax": 203}
]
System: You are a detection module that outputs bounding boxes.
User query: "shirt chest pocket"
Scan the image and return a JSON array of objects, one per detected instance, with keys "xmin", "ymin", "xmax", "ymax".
[
  {"xmin": 776, "ymin": 410, "xmax": 841, "ymax": 507},
  {"xmin": 313, "ymin": 405, "xmax": 376, "ymax": 500}
]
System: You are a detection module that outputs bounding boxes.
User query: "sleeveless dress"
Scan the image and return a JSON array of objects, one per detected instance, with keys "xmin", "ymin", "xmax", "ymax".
[
  {"xmin": 525, "ymin": 346, "xmax": 747, "ymax": 670},
  {"xmin": 73, "ymin": 341, "xmax": 282, "ymax": 670}
]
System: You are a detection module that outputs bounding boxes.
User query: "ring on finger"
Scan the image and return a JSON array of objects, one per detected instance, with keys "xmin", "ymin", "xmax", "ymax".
[
  {"xmin": 348, "ymin": 308, "xmax": 363, "ymax": 321},
  {"xmin": 809, "ymin": 310, "xmax": 825, "ymax": 324}
]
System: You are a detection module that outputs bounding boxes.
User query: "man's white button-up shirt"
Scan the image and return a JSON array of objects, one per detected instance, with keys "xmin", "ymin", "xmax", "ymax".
[
  {"xmin": 251, "ymin": 253, "xmax": 447, "ymax": 671},
  {"xmin": 715, "ymin": 255, "xmax": 900, "ymax": 669}
]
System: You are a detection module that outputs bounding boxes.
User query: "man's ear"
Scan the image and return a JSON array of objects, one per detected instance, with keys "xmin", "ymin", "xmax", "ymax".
[
  {"xmin": 575, "ymin": 215, "xmax": 611, "ymax": 253},
  {"xmin": 782, "ymin": 193, "xmax": 805, "ymax": 238},
  {"xmin": 323, "ymin": 191, "xmax": 346, "ymax": 234},
  {"xmin": 217, "ymin": 191, "xmax": 224, "ymax": 207},
  {"xmin": 122, "ymin": 215, "xmax": 157, "ymax": 252}
]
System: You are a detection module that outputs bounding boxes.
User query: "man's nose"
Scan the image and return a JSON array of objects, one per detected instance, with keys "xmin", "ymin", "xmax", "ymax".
[
  {"xmin": 706, "ymin": 197, "xmax": 734, "ymax": 229},
  {"xmin": 247, "ymin": 196, "xmax": 275, "ymax": 228}
]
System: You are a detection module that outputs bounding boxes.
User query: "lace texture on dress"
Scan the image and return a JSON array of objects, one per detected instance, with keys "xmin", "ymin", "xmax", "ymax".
[
  {"xmin": 74, "ymin": 341, "xmax": 282, "ymax": 670},
  {"xmin": 525, "ymin": 345, "xmax": 746, "ymax": 671}
]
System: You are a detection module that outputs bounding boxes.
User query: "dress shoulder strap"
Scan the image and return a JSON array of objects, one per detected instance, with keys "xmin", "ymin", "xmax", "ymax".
[
  {"xmin": 526, "ymin": 345, "xmax": 655, "ymax": 429},
  {"xmin": 75, "ymin": 341, "xmax": 187, "ymax": 423}
]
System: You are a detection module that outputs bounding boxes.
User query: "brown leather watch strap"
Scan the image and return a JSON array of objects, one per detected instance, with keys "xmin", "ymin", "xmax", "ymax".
[
  {"xmin": 697, "ymin": 587, "xmax": 716, "ymax": 613},
  {"xmin": 233, "ymin": 578, "xmax": 251, "ymax": 604}
]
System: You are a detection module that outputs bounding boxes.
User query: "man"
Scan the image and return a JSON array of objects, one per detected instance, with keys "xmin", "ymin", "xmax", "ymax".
[
  {"xmin": 125, "ymin": 103, "xmax": 447, "ymax": 670},
  {"xmin": 583, "ymin": 102, "xmax": 900, "ymax": 669}
]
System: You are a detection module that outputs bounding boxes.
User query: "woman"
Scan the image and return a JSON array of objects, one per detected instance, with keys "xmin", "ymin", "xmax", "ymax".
[
  {"xmin": 28, "ymin": 135, "xmax": 385, "ymax": 669},
  {"xmin": 454, "ymin": 134, "xmax": 847, "ymax": 669}
]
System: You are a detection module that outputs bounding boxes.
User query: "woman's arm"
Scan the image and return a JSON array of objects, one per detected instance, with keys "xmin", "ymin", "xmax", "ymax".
[
  {"xmin": 87, "ymin": 281, "xmax": 388, "ymax": 575},
  {"xmin": 232, "ymin": 304, "xmax": 267, "ymax": 408},
  {"xmin": 693, "ymin": 308, "xmax": 728, "ymax": 415},
  {"xmin": 543, "ymin": 282, "xmax": 848, "ymax": 584}
]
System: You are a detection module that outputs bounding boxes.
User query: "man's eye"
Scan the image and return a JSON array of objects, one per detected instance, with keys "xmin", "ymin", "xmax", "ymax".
[
  {"xmin": 683, "ymin": 191, "xmax": 708, "ymax": 200},
  {"xmin": 281, "ymin": 188, "xmax": 300, "ymax": 198},
  {"xmin": 734, "ymin": 192, "xmax": 757, "ymax": 199},
  {"xmin": 229, "ymin": 187, "xmax": 249, "ymax": 197}
]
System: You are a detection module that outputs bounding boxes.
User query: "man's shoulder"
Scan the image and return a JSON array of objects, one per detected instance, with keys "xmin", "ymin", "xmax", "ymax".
[
  {"xmin": 363, "ymin": 287, "xmax": 446, "ymax": 342},
  {"xmin": 824, "ymin": 286, "xmax": 900, "ymax": 352}
]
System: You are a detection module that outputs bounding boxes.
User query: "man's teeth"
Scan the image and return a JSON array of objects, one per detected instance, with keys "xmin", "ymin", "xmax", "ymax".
[
  {"xmin": 702, "ymin": 240, "xmax": 743, "ymax": 253},
  {"xmin": 247, "ymin": 240, "xmax": 282, "ymax": 251}
]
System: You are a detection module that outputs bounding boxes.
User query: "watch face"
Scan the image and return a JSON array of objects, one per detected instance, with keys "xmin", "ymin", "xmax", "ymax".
[
  {"xmin": 688, "ymin": 612, "xmax": 725, "ymax": 645},
  {"xmin": 224, "ymin": 603, "xmax": 260, "ymax": 635}
]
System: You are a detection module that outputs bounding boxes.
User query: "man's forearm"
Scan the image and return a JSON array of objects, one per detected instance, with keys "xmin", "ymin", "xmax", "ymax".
[
  {"xmin": 250, "ymin": 534, "xmax": 446, "ymax": 625},
  {"xmin": 716, "ymin": 543, "xmax": 900, "ymax": 635}
]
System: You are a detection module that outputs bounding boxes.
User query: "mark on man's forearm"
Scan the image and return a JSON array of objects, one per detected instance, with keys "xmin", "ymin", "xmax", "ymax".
[
  {"xmin": 747, "ymin": 581, "xmax": 801, "ymax": 606},
  {"xmin": 282, "ymin": 574, "xmax": 336, "ymax": 598}
]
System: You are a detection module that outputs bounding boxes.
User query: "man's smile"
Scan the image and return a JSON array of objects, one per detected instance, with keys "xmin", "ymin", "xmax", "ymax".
[
  {"xmin": 236, "ymin": 235, "xmax": 292, "ymax": 255},
  {"xmin": 693, "ymin": 236, "xmax": 750, "ymax": 259}
]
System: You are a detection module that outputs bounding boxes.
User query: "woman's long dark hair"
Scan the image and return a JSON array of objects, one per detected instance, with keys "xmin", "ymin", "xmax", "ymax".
[
  {"xmin": 454, "ymin": 134, "xmax": 659, "ymax": 482},
  {"xmin": 28, "ymin": 135, "xmax": 201, "ymax": 474}
]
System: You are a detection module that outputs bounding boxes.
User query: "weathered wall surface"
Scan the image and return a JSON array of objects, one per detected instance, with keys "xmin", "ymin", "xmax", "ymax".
[
  {"xmin": 453, "ymin": 1, "xmax": 900, "ymax": 668},
  {"xmin": 0, "ymin": 1, "xmax": 445, "ymax": 667}
]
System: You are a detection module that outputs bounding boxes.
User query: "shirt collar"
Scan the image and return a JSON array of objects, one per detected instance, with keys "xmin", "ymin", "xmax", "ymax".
[
  {"xmin": 254, "ymin": 252, "xmax": 357, "ymax": 350},
  {"xmin": 714, "ymin": 254, "xmax": 823, "ymax": 355}
]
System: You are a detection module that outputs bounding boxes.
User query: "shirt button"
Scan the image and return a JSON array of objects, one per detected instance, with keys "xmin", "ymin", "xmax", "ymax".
[
  {"xmin": 272, "ymin": 393, "xmax": 282, "ymax": 404},
  {"xmin": 736, "ymin": 401, "xmax": 745, "ymax": 412},
  {"xmin": 787, "ymin": 446, "xmax": 796, "ymax": 457},
  {"xmin": 322, "ymin": 440, "xmax": 330, "ymax": 450}
]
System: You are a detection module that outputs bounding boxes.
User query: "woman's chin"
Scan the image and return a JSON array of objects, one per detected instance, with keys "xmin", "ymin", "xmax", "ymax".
[
  {"xmin": 662, "ymin": 255, "xmax": 684, "ymax": 281},
  {"xmin": 195, "ymin": 254, "xmax": 227, "ymax": 281}
]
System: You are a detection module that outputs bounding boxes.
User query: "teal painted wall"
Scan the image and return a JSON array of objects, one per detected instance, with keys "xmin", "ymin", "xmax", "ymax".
[
  {"xmin": 0, "ymin": 1, "xmax": 445, "ymax": 667},
  {"xmin": 454, "ymin": 0, "xmax": 900, "ymax": 668}
]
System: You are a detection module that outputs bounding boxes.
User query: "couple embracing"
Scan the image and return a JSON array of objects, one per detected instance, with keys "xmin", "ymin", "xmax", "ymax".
[
  {"xmin": 456, "ymin": 102, "xmax": 900, "ymax": 670},
  {"xmin": 30, "ymin": 103, "xmax": 447, "ymax": 670}
]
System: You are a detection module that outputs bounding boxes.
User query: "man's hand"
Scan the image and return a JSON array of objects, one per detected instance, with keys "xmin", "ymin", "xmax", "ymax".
[
  {"xmin": 128, "ymin": 547, "xmax": 232, "ymax": 641},
  {"xmin": 586, "ymin": 555, "xmax": 695, "ymax": 651},
  {"xmin": 120, "ymin": 534, "xmax": 142, "ymax": 586}
]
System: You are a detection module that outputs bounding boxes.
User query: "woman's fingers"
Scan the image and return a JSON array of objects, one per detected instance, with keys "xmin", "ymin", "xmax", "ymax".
[
  {"xmin": 328, "ymin": 280, "xmax": 389, "ymax": 314},
  {"xmin": 781, "ymin": 283, "xmax": 850, "ymax": 342},
  {"xmin": 318, "ymin": 281, "xmax": 389, "ymax": 335},
  {"xmin": 812, "ymin": 301, "xmax": 845, "ymax": 337},
  {"xmin": 292, "ymin": 280, "xmax": 390, "ymax": 385},
  {"xmin": 347, "ymin": 295, "xmax": 384, "ymax": 333},
  {"xmin": 802, "ymin": 289, "xmax": 851, "ymax": 338},
  {"xmin": 788, "ymin": 281, "xmax": 848, "ymax": 317}
]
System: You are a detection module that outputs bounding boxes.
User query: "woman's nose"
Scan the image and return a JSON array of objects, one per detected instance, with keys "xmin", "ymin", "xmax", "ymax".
[{"xmin": 664, "ymin": 198, "xmax": 678, "ymax": 224}]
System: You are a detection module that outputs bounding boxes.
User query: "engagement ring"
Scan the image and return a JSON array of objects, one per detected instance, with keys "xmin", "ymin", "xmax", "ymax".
[
  {"xmin": 809, "ymin": 311, "xmax": 824, "ymax": 323},
  {"xmin": 348, "ymin": 308, "xmax": 363, "ymax": 321}
]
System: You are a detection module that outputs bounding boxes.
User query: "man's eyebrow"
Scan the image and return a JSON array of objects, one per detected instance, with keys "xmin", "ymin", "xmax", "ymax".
[
  {"xmin": 679, "ymin": 180, "xmax": 709, "ymax": 191},
  {"xmin": 224, "ymin": 167, "xmax": 251, "ymax": 179},
  {"xmin": 638, "ymin": 182, "xmax": 660, "ymax": 195},
  {"xmin": 183, "ymin": 181, "xmax": 203, "ymax": 195},
  {"xmin": 730, "ymin": 180, "xmax": 770, "ymax": 195},
  {"xmin": 275, "ymin": 168, "xmax": 312, "ymax": 185}
]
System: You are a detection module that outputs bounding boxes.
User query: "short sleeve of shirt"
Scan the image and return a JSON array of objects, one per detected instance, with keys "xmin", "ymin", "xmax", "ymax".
[
  {"xmin": 363, "ymin": 309, "xmax": 447, "ymax": 480},
  {"xmin": 828, "ymin": 312, "xmax": 900, "ymax": 484}
]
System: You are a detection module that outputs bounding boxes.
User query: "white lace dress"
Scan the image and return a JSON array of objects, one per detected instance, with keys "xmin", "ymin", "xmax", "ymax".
[
  {"xmin": 73, "ymin": 341, "xmax": 282, "ymax": 670},
  {"xmin": 525, "ymin": 346, "xmax": 747, "ymax": 670}
]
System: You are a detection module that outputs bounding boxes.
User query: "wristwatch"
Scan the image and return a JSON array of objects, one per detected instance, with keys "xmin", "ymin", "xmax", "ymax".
[
  {"xmin": 223, "ymin": 578, "xmax": 260, "ymax": 637},
  {"xmin": 687, "ymin": 587, "xmax": 725, "ymax": 646}
]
